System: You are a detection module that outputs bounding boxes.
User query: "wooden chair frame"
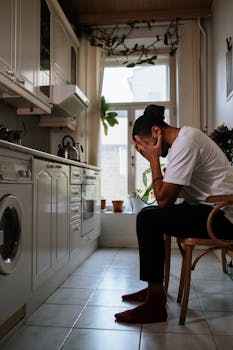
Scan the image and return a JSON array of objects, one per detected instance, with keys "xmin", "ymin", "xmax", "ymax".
[{"xmin": 164, "ymin": 195, "xmax": 233, "ymax": 325}]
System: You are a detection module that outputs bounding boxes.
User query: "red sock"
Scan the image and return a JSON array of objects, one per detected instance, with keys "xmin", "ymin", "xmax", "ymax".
[
  {"xmin": 122, "ymin": 288, "xmax": 148, "ymax": 301},
  {"xmin": 115, "ymin": 291, "xmax": 167, "ymax": 324},
  {"xmin": 122, "ymin": 288, "xmax": 167, "ymax": 303}
]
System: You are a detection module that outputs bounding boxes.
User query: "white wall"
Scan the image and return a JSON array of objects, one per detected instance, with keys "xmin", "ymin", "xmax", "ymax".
[
  {"xmin": 176, "ymin": 21, "xmax": 201, "ymax": 128},
  {"xmin": 0, "ymin": 103, "xmax": 50, "ymax": 151},
  {"xmin": 212, "ymin": 0, "xmax": 233, "ymax": 127}
]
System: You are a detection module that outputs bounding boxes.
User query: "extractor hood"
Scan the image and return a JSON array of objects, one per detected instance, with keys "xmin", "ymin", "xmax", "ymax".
[{"xmin": 50, "ymin": 84, "xmax": 89, "ymax": 117}]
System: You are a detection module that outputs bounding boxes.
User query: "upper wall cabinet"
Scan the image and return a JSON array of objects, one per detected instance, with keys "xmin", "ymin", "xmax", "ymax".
[
  {"xmin": 0, "ymin": 0, "xmax": 37, "ymax": 93},
  {"xmin": 46, "ymin": 0, "xmax": 80, "ymax": 87},
  {"xmin": 0, "ymin": 0, "xmax": 80, "ymax": 115},
  {"xmin": 0, "ymin": 0, "xmax": 51, "ymax": 113}
]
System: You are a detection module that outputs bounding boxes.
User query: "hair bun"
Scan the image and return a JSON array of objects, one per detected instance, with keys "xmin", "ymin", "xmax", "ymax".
[{"xmin": 143, "ymin": 105, "xmax": 165, "ymax": 120}]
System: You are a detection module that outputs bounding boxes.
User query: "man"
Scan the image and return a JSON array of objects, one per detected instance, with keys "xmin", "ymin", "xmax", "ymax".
[{"xmin": 114, "ymin": 104, "xmax": 233, "ymax": 324}]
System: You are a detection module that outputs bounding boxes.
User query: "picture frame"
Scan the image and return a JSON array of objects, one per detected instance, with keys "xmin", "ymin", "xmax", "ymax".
[{"xmin": 226, "ymin": 37, "xmax": 233, "ymax": 100}]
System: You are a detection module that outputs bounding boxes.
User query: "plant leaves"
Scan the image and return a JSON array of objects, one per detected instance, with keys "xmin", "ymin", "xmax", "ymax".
[
  {"xmin": 169, "ymin": 48, "xmax": 177, "ymax": 56},
  {"xmin": 106, "ymin": 114, "xmax": 119, "ymax": 127},
  {"xmin": 147, "ymin": 59, "xmax": 155, "ymax": 65},
  {"xmin": 126, "ymin": 62, "xmax": 136, "ymax": 68}
]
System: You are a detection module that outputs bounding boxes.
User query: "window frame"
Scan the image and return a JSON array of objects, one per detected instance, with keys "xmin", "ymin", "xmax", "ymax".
[{"xmin": 102, "ymin": 53, "xmax": 176, "ymax": 197}]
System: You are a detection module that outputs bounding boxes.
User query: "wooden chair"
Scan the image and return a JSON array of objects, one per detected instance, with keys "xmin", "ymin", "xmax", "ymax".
[{"xmin": 164, "ymin": 194, "xmax": 233, "ymax": 325}]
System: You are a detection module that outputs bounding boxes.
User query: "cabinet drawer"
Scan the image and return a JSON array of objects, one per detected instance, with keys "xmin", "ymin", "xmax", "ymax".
[
  {"xmin": 70, "ymin": 219, "xmax": 81, "ymax": 254},
  {"xmin": 70, "ymin": 202, "xmax": 81, "ymax": 220},
  {"xmin": 71, "ymin": 166, "xmax": 82, "ymax": 184},
  {"xmin": 70, "ymin": 185, "xmax": 81, "ymax": 202}
]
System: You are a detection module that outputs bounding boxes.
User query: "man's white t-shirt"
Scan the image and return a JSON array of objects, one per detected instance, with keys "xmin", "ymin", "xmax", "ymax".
[{"xmin": 163, "ymin": 126, "xmax": 233, "ymax": 223}]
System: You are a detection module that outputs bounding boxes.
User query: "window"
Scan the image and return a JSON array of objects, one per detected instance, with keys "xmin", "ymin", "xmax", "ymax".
[
  {"xmin": 101, "ymin": 110, "xmax": 128, "ymax": 200},
  {"xmin": 100, "ymin": 54, "xmax": 176, "ymax": 205},
  {"xmin": 102, "ymin": 56, "xmax": 170, "ymax": 103}
]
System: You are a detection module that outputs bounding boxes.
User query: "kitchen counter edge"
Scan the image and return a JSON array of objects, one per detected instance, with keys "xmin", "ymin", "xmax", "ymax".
[{"xmin": 0, "ymin": 140, "xmax": 100, "ymax": 171}]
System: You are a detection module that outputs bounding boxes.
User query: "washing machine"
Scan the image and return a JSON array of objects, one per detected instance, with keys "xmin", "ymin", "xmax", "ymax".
[{"xmin": 0, "ymin": 151, "xmax": 32, "ymax": 341}]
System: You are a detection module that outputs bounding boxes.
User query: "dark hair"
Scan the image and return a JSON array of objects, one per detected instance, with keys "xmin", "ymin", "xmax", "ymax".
[{"xmin": 132, "ymin": 104, "xmax": 169, "ymax": 139}]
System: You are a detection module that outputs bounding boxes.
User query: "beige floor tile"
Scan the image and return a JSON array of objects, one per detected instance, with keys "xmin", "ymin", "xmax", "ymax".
[
  {"xmin": 199, "ymin": 293, "xmax": 233, "ymax": 311},
  {"xmin": 45, "ymin": 287, "xmax": 94, "ymax": 306},
  {"xmin": 62, "ymin": 328, "xmax": 140, "ymax": 350},
  {"xmin": 87, "ymin": 288, "xmax": 140, "ymax": 307},
  {"xmin": 74, "ymin": 305, "xmax": 140, "ymax": 331},
  {"xmin": 142, "ymin": 309, "xmax": 211, "ymax": 334},
  {"xmin": 61, "ymin": 274, "xmax": 102, "ymax": 289},
  {"xmin": 205, "ymin": 311, "xmax": 233, "ymax": 335},
  {"xmin": 0, "ymin": 325, "xmax": 70, "ymax": 350},
  {"xmin": 141, "ymin": 333, "xmax": 217, "ymax": 350},
  {"xmin": 26, "ymin": 304, "xmax": 83, "ymax": 327},
  {"xmin": 97, "ymin": 275, "xmax": 147, "ymax": 291},
  {"xmin": 193, "ymin": 279, "xmax": 233, "ymax": 294},
  {"xmin": 213, "ymin": 335, "xmax": 233, "ymax": 350}
]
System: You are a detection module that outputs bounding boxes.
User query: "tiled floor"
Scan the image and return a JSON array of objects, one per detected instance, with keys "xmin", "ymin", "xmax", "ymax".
[{"xmin": 1, "ymin": 248, "xmax": 233, "ymax": 350}]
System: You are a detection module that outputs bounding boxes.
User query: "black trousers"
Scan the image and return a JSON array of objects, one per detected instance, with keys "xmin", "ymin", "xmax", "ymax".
[{"xmin": 136, "ymin": 202, "xmax": 233, "ymax": 283}]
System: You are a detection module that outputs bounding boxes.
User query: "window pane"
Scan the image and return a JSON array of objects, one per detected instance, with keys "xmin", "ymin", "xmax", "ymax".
[
  {"xmin": 100, "ymin": 111, "xmax": 128, "ymax": 201},
  {"xmin": 102, "ymin": 65, "xmax": 169, "ymax": 103}
]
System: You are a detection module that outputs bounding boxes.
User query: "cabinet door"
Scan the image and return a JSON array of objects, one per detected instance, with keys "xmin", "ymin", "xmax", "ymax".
[
  {"xmin": 33, "ymin": 160, "xmax": 53, "ymax": 289},
  {"xmin": 16, "ymin": 0, "xmax": 39, "ymax": 93},
  {"xmin": 53, "ymin": 16, "xmax": 70, "ymax": 84},
  {"xmin": 53, "ymin": 164, "xmax": 69, "ymax": 269},
  {"xmin": 0, "ymin": 0, "xmax": 16, "ymax": 78},
  {"xmin": 33, "ymin": 160, "xmax": 70, "ymax": 289}
]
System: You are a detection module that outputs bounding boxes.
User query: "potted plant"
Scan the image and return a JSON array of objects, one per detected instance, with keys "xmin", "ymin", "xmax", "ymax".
[
  {"xmin": 130, "ymin": 168, "xmax": 156, "ymax": 213},
  {"xmin": 101, "ymin": 96, "xmax": 119, "ymax": 135},
  {"xmin": 208, "ymin": 124, "xmax": 233, "ymax": 165},
  {"xmin": 130, "ymin": 164, "xmax": 167, "ymax": 213}
]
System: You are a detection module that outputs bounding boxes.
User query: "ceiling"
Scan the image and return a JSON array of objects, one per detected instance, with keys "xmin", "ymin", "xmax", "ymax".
[{"xmin": 58, "ymin": 0, "xmax": 213, "ymax": 26}]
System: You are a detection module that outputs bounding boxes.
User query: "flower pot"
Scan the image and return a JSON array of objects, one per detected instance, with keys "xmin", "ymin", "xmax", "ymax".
[
  {"xmin": 101, "ymin": 199, "xmax": 106, "ymax": 210},
  {"xmin": 112, "ymin": 200, "xmax": 124, "ymax": 212}
]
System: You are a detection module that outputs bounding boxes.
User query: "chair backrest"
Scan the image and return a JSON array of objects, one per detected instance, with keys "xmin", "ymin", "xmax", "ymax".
[{"xmin": 205, "ymin": 195, "xmax": 233, "ymax": 246}]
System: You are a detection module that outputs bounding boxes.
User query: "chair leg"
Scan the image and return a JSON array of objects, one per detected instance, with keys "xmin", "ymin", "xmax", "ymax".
[
  {"xmin": 164, "ymin": 235, "xmax": 171, "ymax": 295},
  {"xmin": 177, "ymin": 244, "xmax": 186, "ymax": 303},
  {"xmin": 179, "ymin": 245, "xmax": 193, "ymax": 325},
  {"xmin": 221, "ymin": 248, "xmax": 227, "ymax": 273}
]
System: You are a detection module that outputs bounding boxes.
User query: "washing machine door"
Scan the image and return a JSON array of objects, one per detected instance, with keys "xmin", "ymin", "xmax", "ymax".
[{"xmin": 0, "ymin": 195, "xmax": 23, "ymax": 274}]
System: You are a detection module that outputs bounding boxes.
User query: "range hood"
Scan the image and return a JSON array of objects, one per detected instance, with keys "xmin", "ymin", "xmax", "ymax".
[{"xmin": 50, "ymin": 84, "xmax": 89, "ymax": 117}]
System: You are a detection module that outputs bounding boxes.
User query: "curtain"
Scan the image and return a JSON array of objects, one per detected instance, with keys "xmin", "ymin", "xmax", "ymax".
[
  {"xmin": 77, "ymin": 37, "xmax": 106, "ymax": 166},
  {"xmin": 176, "ymin": 20, "xmax": 201, "ymax": 128}
]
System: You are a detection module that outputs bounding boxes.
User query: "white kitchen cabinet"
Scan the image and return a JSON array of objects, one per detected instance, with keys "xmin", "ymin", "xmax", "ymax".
[
  {"xmin": 53, "ymin": 16, "xmax": 70, "ymax": 85},
  {"xmin": 47, "ymin": 0, "xmax": 80, "ymax": 86},
  {"xmin": 0, "ymin": 0, "xmax": 81, "ymax": 119},
  {"xmin": 0, "ymin": 0, "xmax": 38, "ymax": 94},
  {"xmin": 0, "ymin": 0, "xmax": 51, "ymax": 113},
  {"xmin": 32, "ymin": 158, "xmax": 69, "ymax": 289},
  {"xmin": 0, "ymin": 0, "xmax": 15, "ymax": 81}
]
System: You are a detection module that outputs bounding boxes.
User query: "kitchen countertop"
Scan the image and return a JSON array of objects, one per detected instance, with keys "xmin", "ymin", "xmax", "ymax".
[{"xmin": 0, "ymin": 140, "xmax": 100, "ymax": 170}]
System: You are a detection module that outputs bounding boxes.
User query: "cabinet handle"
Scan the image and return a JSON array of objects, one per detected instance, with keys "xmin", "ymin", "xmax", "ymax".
[
  {"xmin": 73, "ymin": 172, "xmax": 81, "ymax": 177},
  {"xmin": 5, "ymin": 69, "xmax": 14, "ymax": 77},
  {"xmin": 18, "ymin": 170, "xmax": 27, "ymax": 177},
  {"xmin": 5, "ymin": 69, "xmax": 16, "ymax": 81},
  {"xmin": 16, "ymin": 77, "xmax": 25, "ymax": 85},
  {"xmin": 55, "ymin": 164, "xmax": 62, "ymax": 169},
  {"xmin": 47, "ymin": 164, "xmax": 55, "ymax": 168}
]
